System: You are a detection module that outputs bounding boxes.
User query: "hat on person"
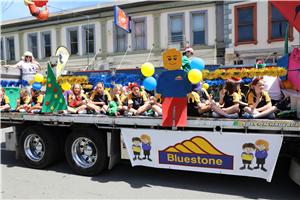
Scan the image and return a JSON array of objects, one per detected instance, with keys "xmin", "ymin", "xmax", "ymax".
[
  {"xmin": 24, "ymin": 51, "xmax": 33, "ymax": 57},
  {"xmin": 227, "ymin": 77, "xmax": 242, "ymax": 83},
  {"xmin": 22, "ymin": 51, "xmax": 33, "ymax": 59},
  {"xmin": 191, "ymin": 82, "xmax": 202, "ymax": 91},
  {"xmin": 129, "ymin": 82, "xmax": 141, "ymax": 90},
  {"xmin": 254, "ymin": 60, "xmax": 266, "ymax": 69},
  {"xmin": 184, "ymin": 47, "xmax": 194, "ymax": 53}
]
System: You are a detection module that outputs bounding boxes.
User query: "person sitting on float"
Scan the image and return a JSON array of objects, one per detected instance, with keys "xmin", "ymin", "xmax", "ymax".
[
  {"xmin": 244, "ymin": 77, "xmax": 277, "ymax": 119},
  {"xmin": 210, "ymin": 79, "xmax": 240, "ymax": 119},
  {"xmin": 123, "ymin": 82, "xmax": 151, "ymax": 116},
  {"xmin": 253, "ymin": 60, "xmax": 285, "ymax": 105},
  {"xmin": 0, "ymin": 87, "xmax": 11, "ymax": 111}
]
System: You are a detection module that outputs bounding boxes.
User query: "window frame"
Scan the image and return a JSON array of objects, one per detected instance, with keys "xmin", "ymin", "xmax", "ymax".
[
  {"xmin": 30, "ymin": 35, "xmax": 38, "ymax": 58},
  {"xmin": 66, "ymin": 26, "xmax": 79, "ymax": 56},
  {"xmin": 168, "ymin": 12, "xmax": 185, "ymax": 46},
  {"xmin": 234, "ymin": 3, "xmax": 258, "ymax": 46},
  {"xmin": 267, "ymin": 2, "xmax": 294, "ymax": 44},
  {"xmin": 113, "ymin": 21, "xmax": 128, "ymax": 53},
  {"xmin": 131, "ymin": 17, "xmax": 147, "ymax": 51},
  {"xmin": 5, "ymin": 36, "xmax": 15, "ymax": 61},
  {"xmin": 189, "ymin": 10, "xmax": 208, "ymax": 46},
  {"xmin": 40, "ymin": 31, "xmax": 52, "ymax": 59},
  {"xmin": 69, "ymin": 30, "xmax": 78, "ymax": 55},
  {"xmin": 27, "ymin": 32, "xmax": 38, "ymax": 58},
  {"xmin": 82, "ymin": 24, "xmax": 95, "ymax": 55}
]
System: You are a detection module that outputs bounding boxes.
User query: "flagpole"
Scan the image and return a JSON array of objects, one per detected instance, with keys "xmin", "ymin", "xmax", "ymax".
[{"xmin": 284, "ymin": 23, "xmax": 289, "ymax": 55}]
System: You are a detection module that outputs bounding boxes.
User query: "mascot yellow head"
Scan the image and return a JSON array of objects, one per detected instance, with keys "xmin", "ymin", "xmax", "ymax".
[{"xmin": 163, "ymin": 48, "xmax": 182, "ymax": 71}]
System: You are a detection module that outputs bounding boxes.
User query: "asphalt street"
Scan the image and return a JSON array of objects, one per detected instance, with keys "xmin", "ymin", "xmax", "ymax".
[{"xmin": 1, "ymin": 128, "xmax": 299, "ymax": 199}]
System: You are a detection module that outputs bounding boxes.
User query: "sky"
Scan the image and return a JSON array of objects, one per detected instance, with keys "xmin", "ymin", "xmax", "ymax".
[{"xmin": 1, "ymin": 0, "xmax": 115, "ymax": 21}]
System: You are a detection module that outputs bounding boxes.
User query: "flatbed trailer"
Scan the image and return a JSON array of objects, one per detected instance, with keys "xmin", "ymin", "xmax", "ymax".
[
  {"xmin": 1, "ymin": 67, "xmax": 299, "ymax": 184},
  {"xmin": 1, "ymin": 112, "xmax": 300, "ymax": 185}
]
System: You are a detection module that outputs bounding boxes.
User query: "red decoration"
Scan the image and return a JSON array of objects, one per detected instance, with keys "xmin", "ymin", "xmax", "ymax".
[
  {"xmin": 270, "ymin": 1, "xmax": 300, "ymax": 33},
  {"xmin": 54, "ymin": 88, "xmax": 57, "ymax": 93},
  {"xmin": 34, "ymin": 0, "xmax": 48, "ymax": 8},
  {"xmin": 48, "ymin": 83, "xmax": 52, "ymax": 88},
  {"xmin": 45, "ymin": 101, "xmax": 49, "ymax": 105},
  {"xmin": 25, "ymin": 0, "xmax": 49, "ymax": 21}
]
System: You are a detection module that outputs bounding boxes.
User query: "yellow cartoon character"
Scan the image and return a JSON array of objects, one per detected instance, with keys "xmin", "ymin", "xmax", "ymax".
[
  {"xmin": 132, "ymin": 137, "xmax": 142, "ymax": 161},
  {"xmin": 155, "ymin": 48, "xmax": 197, "ymax": 127},
  {"xmin": 239, "ymin": 143, "xmax": 255, "ymax": 170},
  {"xmin": 163, "ymin": 48, "xmax": 182, "ymax": 71}
]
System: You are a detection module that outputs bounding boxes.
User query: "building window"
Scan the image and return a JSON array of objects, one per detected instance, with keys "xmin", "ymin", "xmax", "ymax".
[
  {"xmin": 40, "ymin": 31, "xmax": 52, "ymax": 59},
  {"xmin": 234, "ymin": 60, "xmax": 243, "ymax": 65},
  {"xmin": 8, "ymin": 39, "xmax": 15, "ymax": 61},
  {"xmin": 43, "ymin": 34, "xmax": 51, "ymax": 57},
  {"xmin": 234, "ymin": 3, "xmax": 257, "ymax": 46},
  {"xmin": 134, "ymin": 21, "xmax": 145, "ymax": 50},
  {"xmin": 192, "ymin": 14, "xmax": 205, "ymax": 45},
  {"xmin": 29, "ymin": 35, "xmax": 38, "ymax": 58},
  {"xmin": 69, "ymin": 30, "xmax": 78, "ymax": 55},
  {"xmin": 0, "ymin": 40, "xmax": 3, "ymax": 60},
  {"xmin": 170, "ymin": 16, "xmax": 183, "ymax": 44},
  {"xmin": 267, "ymin": 2, "xmax": 293, "ymax": 43},
  {"xmin": 85, "ymin": 27, "xmax": 94, "ymax": 54},
  {"xmin": 116, "ymin": 26, "xmax": 127, "ymax": 51}
]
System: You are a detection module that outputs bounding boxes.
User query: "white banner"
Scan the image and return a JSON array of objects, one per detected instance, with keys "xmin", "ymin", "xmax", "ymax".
[{"xmin": 121, "ymin": 129, "xmax": 283, "ymax": 182}]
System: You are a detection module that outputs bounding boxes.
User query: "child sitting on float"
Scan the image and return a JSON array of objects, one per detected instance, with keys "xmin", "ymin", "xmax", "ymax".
[
  {"xmin": 27, "ymin": 88, "xmax": 44, "ymax": 114},
  {"xmin": 16, "ymin": 89, "xmax": 30, "ymax": 112},
  {"xmin": 149, "ymin": 95, "xmax": 162, "ymax": 117},
  {"xmin": 0, "ymin": 87, "xmax": 11, "ymax": 111},
  {"xmin": 87, "ymin": 82, "xmax": 111, "ymax": 115},
  {"xmin": 227, "ymin": 77, "xmax": 247, "ymax": 117},
  {"xmin": 210, "ymin": 79, "xmax": 240, "ymax": 119},
  {"xmin": 109, "ymin": 84, "xmax": 126, "ymax": 116},
  {"xmin": 244, "ymin": 77, "xmax": 277, "ymax": 119},
  {"xmin": 68, "ymin": 84, "xmax": 88, "ymax": 114},
  {"xmin": 187, "ymin": 82, "xmax": 212, "ymax": 116},
  {"xmin": 123, "ymin": 82, "xmax": 152, "ymax": 116}
]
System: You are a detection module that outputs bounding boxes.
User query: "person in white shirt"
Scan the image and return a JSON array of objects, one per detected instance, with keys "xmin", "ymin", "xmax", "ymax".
[
  {"xmin": 262, "ymin": 76, "xmax": 285, "ymax": 105},
  {"xmin": 3, "ymin": 51, "xmax": 42, "ymax": 94}
]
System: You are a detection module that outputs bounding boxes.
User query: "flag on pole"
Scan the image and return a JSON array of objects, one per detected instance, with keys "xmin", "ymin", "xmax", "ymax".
[
  {"xmin": 270, "ymin": 1, "xmax": 300, "ymax": 33},
  {"xmin": 55, "ymin": 46, "xmax": 69, "ymax": 78}
]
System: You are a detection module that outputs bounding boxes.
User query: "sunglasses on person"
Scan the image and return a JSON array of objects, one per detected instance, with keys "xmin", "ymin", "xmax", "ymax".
[
  {"xmin": 189, "ymin": 51, "xmax": 194, "ymax": 55},
  {"xmin": 25, "ymin": 56, "xmax": 32, "ymax": 58}
]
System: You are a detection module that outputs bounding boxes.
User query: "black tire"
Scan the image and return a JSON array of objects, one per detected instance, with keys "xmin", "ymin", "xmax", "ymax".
[
  {"xmin": 65, "ymin": 127, "xmax": 108, "ymax": 176},
  {"xmin": 19, "ymin": 125, "xmax": 59, "ymax": 169}
]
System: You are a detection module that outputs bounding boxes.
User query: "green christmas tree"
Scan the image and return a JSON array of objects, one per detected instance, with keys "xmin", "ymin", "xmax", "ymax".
[{"xmin": 42, "ymin": 62, "xmax": 67, "ymax": 113}]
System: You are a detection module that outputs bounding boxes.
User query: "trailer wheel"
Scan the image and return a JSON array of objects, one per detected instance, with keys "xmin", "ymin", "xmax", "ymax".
[
  {"xmin": 19, "ymin": 125, "xmax": 59, "ymax": 169},
  {"xmin": 65, "ymin": 127, "xmax": 108, "ymax": 176}
]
